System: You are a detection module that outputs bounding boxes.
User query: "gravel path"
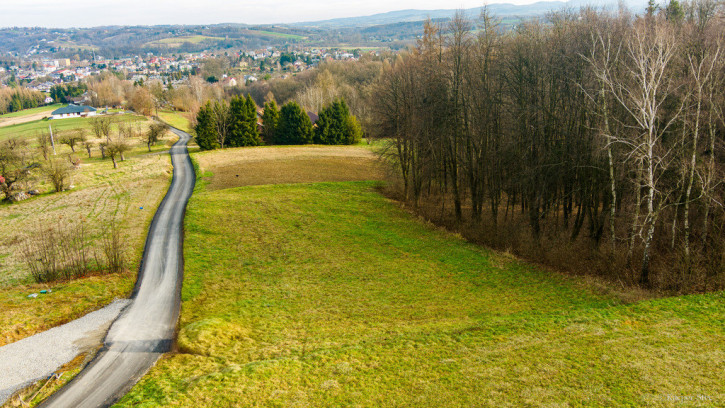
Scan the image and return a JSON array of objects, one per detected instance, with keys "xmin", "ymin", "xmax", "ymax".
[{"xmin": 0, "ymin": 299, "xmax": 130, "ymax": 405}]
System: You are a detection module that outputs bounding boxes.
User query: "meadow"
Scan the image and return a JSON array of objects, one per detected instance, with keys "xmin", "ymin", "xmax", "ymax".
[
  {"xmin": 193, "ymin": 145, "xmax": 383, "ymax": 190},
  {"xmin": 113, "ymin": 146, "xmax": 724, "ymax": 407},
  {"xmin": 0, "ymin": 113, "xmax": 174, "ymax": 346}
]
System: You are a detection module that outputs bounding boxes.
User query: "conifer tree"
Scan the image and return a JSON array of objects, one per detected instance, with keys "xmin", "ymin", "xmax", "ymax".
[
  {"xmin": 277, "ymin": 102, "xmax": 313, "ymax": 145},
  {"xmin": 314, "ymin": 99, "xmax": 362, "ymax": 145},
  {"xmin": 194, "ymin": 102, "xmax": 219, "ymax": 150},
  {"xmin": 261, "ymin": 100, "xmax": 279, "ymax": 144},
  {"xmin": 228, "ymin": 95, "xmax": 261, "ymax": 147}
]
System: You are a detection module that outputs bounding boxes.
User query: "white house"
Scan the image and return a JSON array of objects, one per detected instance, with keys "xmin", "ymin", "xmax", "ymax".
[{"xmin": 50, "ymin": 104, "xmax": 97, "ymax": 120}]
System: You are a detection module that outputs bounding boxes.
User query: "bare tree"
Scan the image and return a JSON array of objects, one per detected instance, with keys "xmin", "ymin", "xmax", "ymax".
[
  {"xmin": 144, "ymin": 122, "xmax": 169, "ymax": 152},
  {"xmin": 59, "ymin": 128, "xmax": 87, "ymax": 153},
  {"xmin": 598, "ymin": 19, "xmax": 683, "ymax": 285},
  {"xmin": 90, "ymin": 116, "xmax": 113, "ymax": 143},
  {"xmin": 0, "ymin": 138, "xmax": 33, "ymax": 201},
  {"xmin": 44, "ymin": 158, "xmax": 72, "ymax": 192},
  {"xmin": 212, "ymin": 101, "xmax": 231, "ymax": 149}
]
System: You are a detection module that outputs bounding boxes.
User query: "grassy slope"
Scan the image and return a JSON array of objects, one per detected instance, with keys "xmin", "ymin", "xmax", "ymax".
[
  {"xmin": 0, "ymin": 104, "xmax": 62, "ymax": 120},
  {"xmin": 157, "ymin": 110, "xmax": 192, "ymax": 133},
  {"xmin": 0, "ymin": 123, "xmax": 174, "ymax": 346},
  {"xmin": 117, "ymin": 181, "xmax": 724, "ymax": 407}
]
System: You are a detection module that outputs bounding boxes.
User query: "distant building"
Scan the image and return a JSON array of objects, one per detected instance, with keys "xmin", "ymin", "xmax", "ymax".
[
  {"xmin": 51, "ymin": 104, "xmax": 97, "ymax": 120},
  {"xmin": 44, "ymin": 96, "xmax": 54, "ymax": 104},
  {"xmin": 221, "ymin": 77, "xmax": 237, "ymax": 87}
]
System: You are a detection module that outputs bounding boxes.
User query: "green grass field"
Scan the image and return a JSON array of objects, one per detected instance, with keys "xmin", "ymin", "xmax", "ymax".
[
  {"xmin": 158, "ymin": 110, "xmax": 193, "ymax": 133},
  {"xmin": 115, "ymin": 175, "xmax": 724, "ymax": 407},
  {"xmin": 0, "ymin": 113, "xmax": 146, "ymax": 141},
  {"xmin": 0, "ymin": 104, "xmax": 62, "ymax": 120}
]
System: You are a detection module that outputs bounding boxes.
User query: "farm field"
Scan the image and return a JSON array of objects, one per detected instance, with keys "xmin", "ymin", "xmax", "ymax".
[
  {"xmin": 115, "ymin": 146, "xmax": 724, "ymax": 407},
  {"xmin": 0, "ymin": 116, "xmax": 175, "ymax": 346}
]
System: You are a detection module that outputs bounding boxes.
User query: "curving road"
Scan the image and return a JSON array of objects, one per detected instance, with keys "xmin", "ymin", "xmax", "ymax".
[{"xmin": 40, "ymin": 128, "xmax": 195, "ymax": 408}]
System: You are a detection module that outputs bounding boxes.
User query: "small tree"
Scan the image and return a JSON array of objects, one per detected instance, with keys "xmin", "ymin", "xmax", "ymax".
[
  {"xmin": 84, "ymin": 141, "xmax": 94, "ymax": 158},
  {"xmin": 144, "ymin": 122, "xmax": 169, "ymax": 152},
  {"xmin": 90, "ymin": 116, "xmax": 113, "ymax": 143},
  {"xmin": 59, "ymin": 128, "xmax": 87, "ymax": 153},
  {"xmin": 45, "ymin": 158, "xmax": 72, "ymax": 192},
  {"xmin": 0, "ymin": 138, "xmax": 33, "ymax": 201},
  {"xmin": 106, "ymin": 133, "xmax": 130, "ymax": 168},
  {"xmin": 36, "ymin": 132, "xmax": 52, "ymax": 161}
]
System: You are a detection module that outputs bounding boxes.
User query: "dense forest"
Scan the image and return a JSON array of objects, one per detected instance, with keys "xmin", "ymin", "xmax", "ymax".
[{"xmin": 371, "ymin": 1, "xmax": 725, "ymax": 291}]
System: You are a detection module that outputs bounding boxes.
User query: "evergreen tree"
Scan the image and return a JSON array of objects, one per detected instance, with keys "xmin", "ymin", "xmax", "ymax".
[
  {"xmin": 314, "ymin": 99, "xmax": 362, "ymax": 145},
  {"xmin": 276, "ymin": 102, "xmax": 313, "ymax": 145},
  {"xmin": 261, "ymin": 100, "xmax": 279, "ymax": 144},
  {"xmin": 228, "ymin": 95, "xmax": 261, "ymax": 147},
  {"xmin": 194, "ymin": 102, "xmax": 219, "ymax": 150},
  {"xmin": 665, "ymin": 0, "xmax": 684, "ymax": 22}
]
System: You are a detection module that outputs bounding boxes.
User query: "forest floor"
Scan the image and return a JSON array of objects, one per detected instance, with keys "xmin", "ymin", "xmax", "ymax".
[{"xmin": 114, "ymin": 145, "xmax": 724, "ymax": 407}]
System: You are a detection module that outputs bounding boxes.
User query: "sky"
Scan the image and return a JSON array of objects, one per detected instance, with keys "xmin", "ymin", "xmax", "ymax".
[{"xmin": 0, "ymin": 0, "xmax": 546, "ymax": 28}]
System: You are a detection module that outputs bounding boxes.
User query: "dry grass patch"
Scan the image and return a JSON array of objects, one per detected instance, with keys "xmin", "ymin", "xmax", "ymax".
[{"xmin": 194, "ymin": 145, "xmax": 384, "ymax": 190}]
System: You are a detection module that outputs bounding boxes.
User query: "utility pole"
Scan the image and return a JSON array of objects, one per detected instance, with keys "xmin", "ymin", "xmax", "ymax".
[{"xmin": 49, "ymin": 124, "xmax": 56, "ymax": 155}]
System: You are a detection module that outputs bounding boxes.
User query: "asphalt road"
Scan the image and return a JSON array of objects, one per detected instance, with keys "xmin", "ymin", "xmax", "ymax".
[{"xmin": 39, "ymin": 128, "xmax": 195, "ymax": 408}]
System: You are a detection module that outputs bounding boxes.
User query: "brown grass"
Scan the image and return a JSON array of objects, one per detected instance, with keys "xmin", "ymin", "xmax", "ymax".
[
  {"xmin": 195, "ymin": 145, "xmax": 384, "ymax": 190},
  {"xmin": 0, "ymin": 111, "xmax": 53, "ymax": 128}
]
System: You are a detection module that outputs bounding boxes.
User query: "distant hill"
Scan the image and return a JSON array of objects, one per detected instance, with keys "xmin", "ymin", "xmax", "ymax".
[{"xmin": 292, "ymin": 0, "xmax": 646, "ymax": 28}]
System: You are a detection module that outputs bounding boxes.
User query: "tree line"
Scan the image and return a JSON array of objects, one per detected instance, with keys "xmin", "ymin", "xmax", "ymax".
[
  {"xmin": 372, "ymin": 1, "xmax": 725, "ymax": 291},
  {"xmin": 194, "ymin": 95, "xmax": 361, "ymax": 149},
  {"xmin": 0, "ymin": 87, "xmax": 46, "ymax": 114}
]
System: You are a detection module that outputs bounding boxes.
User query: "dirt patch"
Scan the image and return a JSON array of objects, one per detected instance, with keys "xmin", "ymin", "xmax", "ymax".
[
  {"xmin": 0, "ymin": 112, "xmax": 52, "ymax": 128},
  {"xmin": 196, "ymin": 146, "xmax": 384, "ymax": 190}
]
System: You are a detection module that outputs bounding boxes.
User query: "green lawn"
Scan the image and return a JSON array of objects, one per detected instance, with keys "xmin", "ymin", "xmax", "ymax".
[
  {"xmin": 116, "ymin": 181, "xmax": 724, "ymax": 407},
  {"xmin": 0, "ymin": 104, "xmax": 62, "ymax": 119},
  {"xmin": 0, "ymin": 113, "xmax": 147, "ymax": 141}
]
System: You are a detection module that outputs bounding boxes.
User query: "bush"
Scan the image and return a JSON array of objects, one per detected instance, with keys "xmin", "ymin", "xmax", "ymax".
[{"xmin": 21, "ymin": 221, "xmax": 127, "ymax": 283}]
